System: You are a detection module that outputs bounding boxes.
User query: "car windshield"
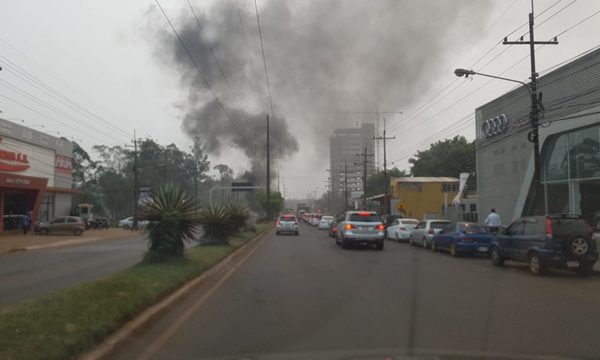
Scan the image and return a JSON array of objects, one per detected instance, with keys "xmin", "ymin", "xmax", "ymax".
[{"xmin": 4, "ymin": 2, "xmax": 599, "ymax": 359}]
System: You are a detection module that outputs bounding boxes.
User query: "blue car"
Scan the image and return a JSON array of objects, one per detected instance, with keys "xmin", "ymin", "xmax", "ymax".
[
  {"xmin": 490, "ymin": 215, "xmax": 598, "ymax": 276},
  {"xmin": 431, "ymin": 222, "xmax": 494, "ymax": 256}
]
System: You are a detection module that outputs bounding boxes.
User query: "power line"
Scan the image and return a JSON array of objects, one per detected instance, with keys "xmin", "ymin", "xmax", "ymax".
[
  {"xmin": 153, "ymin": 0, "xmax": 242, "ymax": 133},
  {"xmin": 0, "ymin": 79, "xmax": 129, "ymax": 144},
  {"xmin": 234, "ymin": 0, "xmax": 263, "ymax": 96},
  {"xmin": 253, "ymin": 0, "xmax": 275, "ymax": 118},
  {"xmin": 0, "ymin": 37, "xmax": 135, "ymax": 138},
  {"xmin": 553, "ymin": 7, "xmax": 600, "ymax": 38}
]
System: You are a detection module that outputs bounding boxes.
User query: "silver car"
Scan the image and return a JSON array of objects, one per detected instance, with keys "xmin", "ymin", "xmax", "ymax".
[
  {"xmin": 276, "ymin": 214, "xmax": 299, "ymax": 235},
  {"xmin": 336, "ymin": 211, "xmax": 385, "ymax": 250},
  {"xmin": 409, "ymin": 219, "xmax": 451, "ymax": 248}
]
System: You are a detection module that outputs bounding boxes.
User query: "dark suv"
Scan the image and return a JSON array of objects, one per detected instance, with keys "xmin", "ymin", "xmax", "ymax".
[{"xmin": 490, "ymin": 215, "xmax": 598, "ymax": 276}]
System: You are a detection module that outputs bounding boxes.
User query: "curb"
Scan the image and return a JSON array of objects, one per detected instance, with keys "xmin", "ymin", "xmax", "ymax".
[
  {"xmin": 82, "ymin": 224, "xmax": 274, "ymax": 360},
  {"xmin": 0, "ymin": 231, "xmax": 143, "ymax": 255}
]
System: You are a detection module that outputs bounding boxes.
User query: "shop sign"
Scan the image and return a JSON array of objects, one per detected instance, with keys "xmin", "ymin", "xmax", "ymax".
[
  {"xmin": 481, "ymin": 114, "xmax": 509, "ymax": 138},
  {"xmin": 0, "ymin": 139, "xmax": 30, "ymax": 172},
  {"xmin": 55, "ymin": 155, "xmax": 73, "ymax": 174}
]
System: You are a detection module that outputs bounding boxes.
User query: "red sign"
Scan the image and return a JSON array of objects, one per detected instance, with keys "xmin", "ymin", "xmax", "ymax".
[
  {"xmin": 0, "ymin": 147, "xmax": 30, "ymax": 172},
  {"xmin": 55, "ymin": 155, "xmax": 73, "ymax": 174}
]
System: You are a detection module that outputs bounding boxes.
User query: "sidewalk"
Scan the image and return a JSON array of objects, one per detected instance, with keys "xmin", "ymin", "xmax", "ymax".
[{"xmin": 0, "ymin": 228, "xmax": 144, "ymax": 255}]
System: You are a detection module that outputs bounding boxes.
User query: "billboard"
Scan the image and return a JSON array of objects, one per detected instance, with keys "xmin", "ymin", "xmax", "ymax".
[{"xmin": 0, "ymin": 136, "xmax": 55, "ymax": 187}]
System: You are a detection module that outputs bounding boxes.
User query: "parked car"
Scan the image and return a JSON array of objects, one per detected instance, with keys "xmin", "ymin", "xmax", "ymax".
[
  {"xmin": 386, "ymin": 218, "xmax": 419, "ymax": 242},
  {"xmin": 431, "ymin": 222, "xmax": 494, "ymax": 256},
  {"xmin": 310, "ymin": 214, "xmax": 322, "ymax": 226},
  {"xmin": 118, "ymin": 217, "xmax": 149, "ymax": 230},
  {"xmin": 318, "ymin": 215, "xmax": 335, "ymax": 230},
  {"xmin": 336, "ymin": 211, "xmax": 385, "ymax": 250},
  {"xmin": 409, "ymin": 219, "xmax": 451, "ymax": 248},
  {"xmin": 382, "ymin": 214, "xmax": 404, "ymax": 237},
  {"xmin": 35, "ymin": 216, "xmax": 86, "ymax": 235},
  {"xmin": 276, "ymin": 214, "xmax": 299, "ymax": 235},
  {"xmin": 489, "ymin": 215, "xmax": 599, "ymax": 276}
]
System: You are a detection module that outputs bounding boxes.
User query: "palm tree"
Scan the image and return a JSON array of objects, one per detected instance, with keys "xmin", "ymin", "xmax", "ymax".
[{"xmin": 141, "ymin": 183, "xmax": 198, "ymax": 261}]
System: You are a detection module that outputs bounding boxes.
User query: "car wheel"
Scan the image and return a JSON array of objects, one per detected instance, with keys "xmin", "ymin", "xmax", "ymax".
[
  {"xmin": 450, "ymin": 242, "xmax": 459, "ymax": 257},
  {"xmin": 431, "ymin": 240, "xmax": 437, "ymax": 252},
  {"xmin": 569, "ymin": 236, "xmax": 590, "ymax": 257},
  {"xmin": 276, "ymin": 231, "xmax": 280, "ymax": 235},
  {"xmin": 409, "ymin": 236, "xmax": 414, "ymax": 246},
  {"xmin": 376, "ymin": 240, "xmax": 384, "ymax": 250},
  {"xmin": 422, "ymin": 237, "xmax": 427, "ymax": 249},
  {"xmin": 395, "ymin": 234, "xmax": 400, "ymax": 242},
  {"xmin": 73, "ymin": 228, "xmax": 83, "ymax": 236},
  {"xmin": 528, "ymin": 252, "xmax": 545, "ymax": 275},
  {"xmin": 491, "ymin": 247, "xmax": 504, "ymax": 266},
  {"xmin": 39, "ymin": 228, "xmax": 49, "ymax": 235},
  {"xmin": 122, "ymin": 225, "xmax": 130, "ymax": 230},
  {"xmin": 295, "ymin": 232, "xmax": 299, "ymax": 236}
]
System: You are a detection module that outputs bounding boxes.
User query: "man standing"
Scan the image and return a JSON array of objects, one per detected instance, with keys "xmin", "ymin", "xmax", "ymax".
[
  {"xmin": 21, "ymin": 212, "xmax": 31, "ymax": 235},
  {"xmin": 484, "ymin": 208, "xmax": 502, "ymax": 233}
]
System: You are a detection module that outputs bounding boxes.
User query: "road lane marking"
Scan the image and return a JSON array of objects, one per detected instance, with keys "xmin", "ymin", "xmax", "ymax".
[{"xmin": 137, "ymin": 230, "xmax": 271, "ymax": 360}]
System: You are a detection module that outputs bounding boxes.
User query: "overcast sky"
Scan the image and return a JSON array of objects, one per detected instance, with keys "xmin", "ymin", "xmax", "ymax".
[{"xmin": 0, "ymin": 0, "xmax": 599, "ymax": 198}]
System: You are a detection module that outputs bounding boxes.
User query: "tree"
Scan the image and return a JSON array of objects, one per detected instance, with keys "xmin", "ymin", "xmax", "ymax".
[
  {"xmin": 408, "ymin": 135, "xmax": 476, "ymax": 188},
  {"xmin": 255, "ymin": 189, "xmax": 284, "ymax": 215},
  {"xmin": 366, "ymin": 167, "xmax": 408, "ymax": 197}
]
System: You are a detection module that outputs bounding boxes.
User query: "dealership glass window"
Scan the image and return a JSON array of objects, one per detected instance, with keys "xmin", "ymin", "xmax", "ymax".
[
  {"xmin": 542, "ymin": 133, "xmax": 569, "ymax": 181},
  {"xmin": 568, "ymin": 127, "xmax": 600, "ymax": 179}
]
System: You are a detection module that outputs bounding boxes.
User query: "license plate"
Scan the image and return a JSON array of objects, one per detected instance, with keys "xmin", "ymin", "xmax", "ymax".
[
  {"xmin": 567, "ymin": 261, "xmax": 579, "ymax": 267},
  {"xmin": 478, "ymin": 247, "xmax": 488, "ymax": 252}
]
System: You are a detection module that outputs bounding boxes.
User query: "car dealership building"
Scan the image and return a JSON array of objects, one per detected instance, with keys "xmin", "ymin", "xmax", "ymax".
[
  {"xmin": 476, "ymin": 47, "xmax": 600, "ymax": 226},
  {"xmin": 0, "ymin": 118, "xmax": 74, "ymax": 232}
]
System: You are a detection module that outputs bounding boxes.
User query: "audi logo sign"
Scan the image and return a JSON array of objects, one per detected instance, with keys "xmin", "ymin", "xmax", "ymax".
[{"xmin": 481, "ymin": 114, "xmax": 509, "ymax": 138}]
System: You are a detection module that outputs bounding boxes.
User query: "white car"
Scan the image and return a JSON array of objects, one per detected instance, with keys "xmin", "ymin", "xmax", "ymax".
[
  {"xmin": 409, "ymin": 219, "xmax": 451, "ymax": 248},
  {"xmin": 276, "ymin": 214, "xmax": 299, "ymax": 235},
  {"xmin": 118, "ymin": 217, "xmax": 149, "ymax": 230},
  {"xmin": 386, "ymin": 218, "xmax": 419, "ymax": 241},
  {"xmin": 310, "ymin": 215, "xmax": 322, "ymax": 226},
  {"xmin": 318, "ymin": 215, "xmax": 335, "ymax": 230}
]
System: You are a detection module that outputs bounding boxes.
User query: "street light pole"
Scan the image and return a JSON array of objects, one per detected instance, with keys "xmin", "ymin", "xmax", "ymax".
[
  {"xmin": 266, "ymin": 114, "xmax": 271, "ymax": 219},
  {"xmin": 374, "ymin": 118, "xmax": 395, "ymax": 215}
]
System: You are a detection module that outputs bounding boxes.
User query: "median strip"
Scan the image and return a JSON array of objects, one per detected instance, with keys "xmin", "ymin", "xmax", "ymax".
[{"xmin": 0, "ymin": 223, "xmax": 273, "ymax": 360}]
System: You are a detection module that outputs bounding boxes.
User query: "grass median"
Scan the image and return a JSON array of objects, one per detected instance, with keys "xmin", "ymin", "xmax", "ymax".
[{"xmin": 0, "ymin": 223, "xmax": 272, "ymax": 360}]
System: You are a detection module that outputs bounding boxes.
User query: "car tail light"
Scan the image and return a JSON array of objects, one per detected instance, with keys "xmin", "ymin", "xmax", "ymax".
[
  {"xmin": 399, "ymin": 227, "xmax": 407, "ymax": 231},
  {"xmin": 344, "ymin": 224, "xmax": 355, "ymax": 230},
  {"xmin": 358, "ymin": 211, "xmax": 371, "ymax": 216},
  {"xmin": 375, "ymin": 224, "xmax": 385, "ymax": 231},
  {"xmin": 276, "ymin": 221, "xmax": 281, "ymax": 226},
  {"xmin": 545, "ymin": 217, "xmax": 553, "ymax": 239},
  {"xmin": 428, "ymin": 228, "xmax": 434, "ymax": 235},
  {"xmin": 332, "ymin": 227, "xmax": 337, "ymax": 232},
  {"xmin": 462, "ymin": 237, "xmax": 474, "ymax": 242}
]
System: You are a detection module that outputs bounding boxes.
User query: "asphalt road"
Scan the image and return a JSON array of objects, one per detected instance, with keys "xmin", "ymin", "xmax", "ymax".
[
  {"xmin": 0, "ymin": 233, "xmax": 148, "ymax": 304},
  {"xmin": 113, "ymin": 224, "xmax": 600, "ymax": 360}
]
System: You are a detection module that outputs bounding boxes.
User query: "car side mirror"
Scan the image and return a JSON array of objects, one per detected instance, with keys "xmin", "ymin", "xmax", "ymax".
[{"xmin": 438, "ymin": 229, "xmax": 444, "ymax": 234}]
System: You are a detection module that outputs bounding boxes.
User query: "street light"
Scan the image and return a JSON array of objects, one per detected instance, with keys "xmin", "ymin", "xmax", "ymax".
[{"xmin": 455, "ymin": 67, "xmax": 543, "ymax": 214}]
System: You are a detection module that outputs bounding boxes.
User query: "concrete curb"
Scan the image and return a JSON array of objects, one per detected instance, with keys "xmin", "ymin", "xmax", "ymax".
[
  {"xmin": 81, "ymin": 224, "xmax": 274, "ymax": 360},
  {"xmin": 0, "ymin": 231, "xmax": 143, "ymax": 255}
]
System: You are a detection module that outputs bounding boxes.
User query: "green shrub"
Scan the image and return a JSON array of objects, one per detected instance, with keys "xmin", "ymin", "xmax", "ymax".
[{"xmin": 140, "ymin": 184, "xmax": 198, "ymax": 262}]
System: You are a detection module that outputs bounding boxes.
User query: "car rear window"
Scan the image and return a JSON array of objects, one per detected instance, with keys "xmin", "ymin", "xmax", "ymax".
[
  {"xmin": 401, "ymin": 220, "xmax": 418, "ymax": 225},
  {"xmin": 431, "ymin": 221, "xmax": 450, "ymax": 229},
  {"xmin": 322, "ymin": 216, "xmax": 334, "ymax": 220},
  {"xmin": 280, "ymin": 216, "xmax": 296, "ymax": 221},
  {"xmin": 458, "ymin": 223, "xmax": 486, "ymax": 233},
  {"xmin": 348, "ymin": 213, "xmax": 380, "ymax": 222}
]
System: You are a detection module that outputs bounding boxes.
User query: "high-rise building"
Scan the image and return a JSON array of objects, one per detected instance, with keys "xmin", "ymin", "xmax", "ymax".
[{"xmin": 329, "ymin": 123, "xmax": 376, "ymax": 198}]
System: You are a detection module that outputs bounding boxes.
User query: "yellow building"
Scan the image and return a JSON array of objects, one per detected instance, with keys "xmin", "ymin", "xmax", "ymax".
[{"xmin": 390, "ymin": 177, "xmax": 459, "ymax": 220}]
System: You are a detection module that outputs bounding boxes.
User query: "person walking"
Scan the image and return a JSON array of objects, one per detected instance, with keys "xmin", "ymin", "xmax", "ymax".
[
  {"xmin": 484, "ymin": 208, "xmax": 502, "ymax": 233},
  {"xmin": 21, "ymin": 213, "xmax": 31, "ymax": 235}
]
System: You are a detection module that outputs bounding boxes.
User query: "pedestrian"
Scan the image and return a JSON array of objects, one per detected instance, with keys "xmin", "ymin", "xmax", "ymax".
[
  {"xmin": 21, "ymin": 213, "xmax": 31, "ymax": 235},
  {"xmin": 484, "ymin": 208, "xmax": 502, "ymax": 233}
]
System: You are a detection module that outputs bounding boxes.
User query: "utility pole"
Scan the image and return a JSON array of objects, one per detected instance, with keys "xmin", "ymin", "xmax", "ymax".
[
  {"xmin": 374, "ymin": 118, "xmax": 396, "ymax": 215},
  {"xmin": 266, "ymin": 114, "xmax": 271, "ymax": 219},
  {"xmin": 502, "ymin": 1, "xmax": 558, "ymax": 213},
  {"xmin": 132, "ymin": 130, "xmax": 139, "ymax": 230}
]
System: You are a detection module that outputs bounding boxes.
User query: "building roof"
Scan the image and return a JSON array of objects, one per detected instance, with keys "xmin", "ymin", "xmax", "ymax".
[{"xmin": 391, "ymin": 176, "xmax": 459, "ymax": 183}]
